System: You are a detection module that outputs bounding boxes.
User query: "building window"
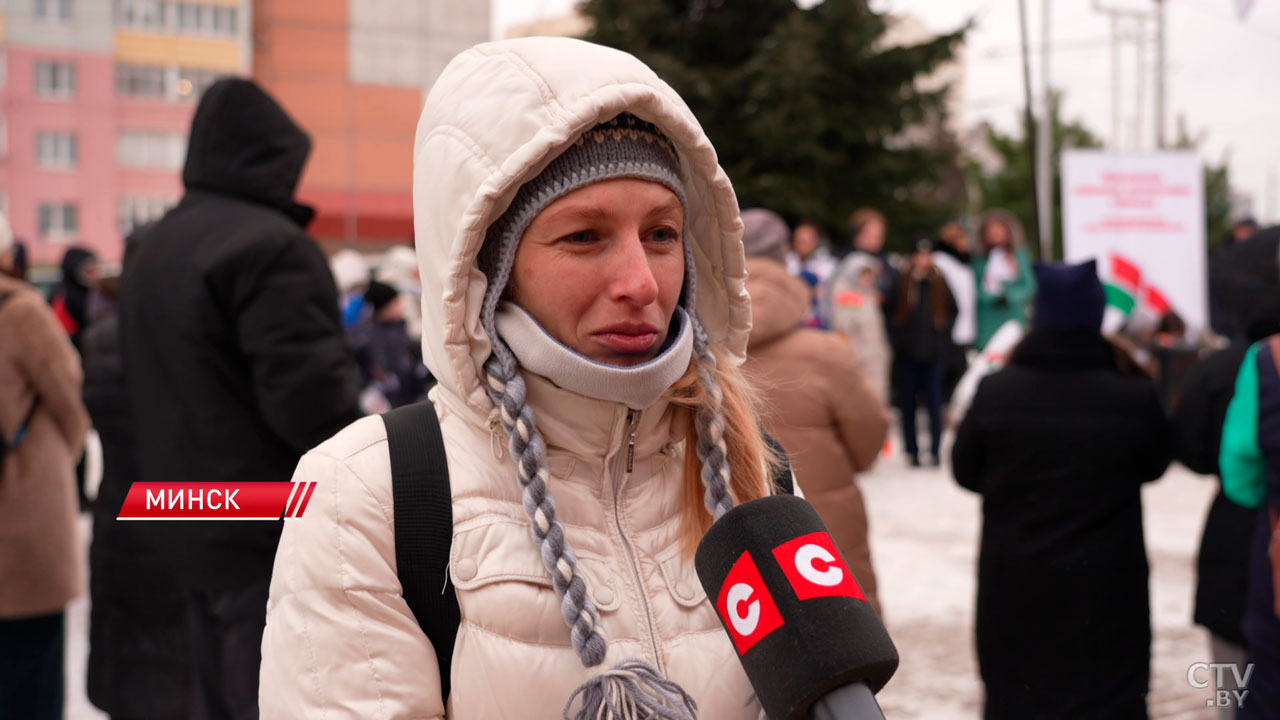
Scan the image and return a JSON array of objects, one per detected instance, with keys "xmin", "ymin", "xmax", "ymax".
[
  {"xmin": 176, "ymin": 1, "xmax": 198, "ymax": 30},
  {"xmin": 117, "ymin": 64, "xmax": 222, "ymax": 101},
  {"xmin": 114, "ymin": 0, "xmax": 167, "ymax": 30},
  {"xmin": 212, "ymin": 5, "xmax": 236, "ymax": 34},
  {"xmin": 37, "ymin": 201, "xmax": 78, "ymax": 238},
  {"xmin": 33, "ymin": 0, "xmax": 71, "ymax": 20},
  {"xmin": 118, "ymin": 195, "xmax": 175, "ymax": 234},
  {"xmin": 116, "ymin": 1, "xmax": 238, "ymax": 37},
  {"xmin": 34, "ymin": 61, "xmax": 76, "ymax": 98},
  {"xmin": 118, "ymin": 130, "xmax": 186, "ymax": 169},
  {"xmin": 116, "ymin": 63, "xmax": 167, "ymax": 97},
  {"xmin": 177, "ymin": 67, "xmax": 221, "ymax": 99},
  {"xmin": 36, "ymin": 131, "xmax": 77, "ymax": 168}
]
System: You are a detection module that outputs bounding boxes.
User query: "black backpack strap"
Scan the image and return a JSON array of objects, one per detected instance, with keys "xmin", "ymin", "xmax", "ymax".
[
  {"xmin": 381, "ymin": 401, "xmax": 459, "ymax": 701},
  {"xmin": 763, "ymin": 431, "xmax": 794, "ymax": 495}
]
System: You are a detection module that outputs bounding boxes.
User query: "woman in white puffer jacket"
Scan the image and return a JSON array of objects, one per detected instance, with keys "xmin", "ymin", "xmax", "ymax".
[{"xmin": 258, "ymin": 38, "xmax": 787, "ymax": 719}]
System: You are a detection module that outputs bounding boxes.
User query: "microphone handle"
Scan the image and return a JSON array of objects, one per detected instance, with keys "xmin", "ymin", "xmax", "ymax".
[{"xmin": 809, "ymin": 682, "xmax": 886, "ymax": 720}]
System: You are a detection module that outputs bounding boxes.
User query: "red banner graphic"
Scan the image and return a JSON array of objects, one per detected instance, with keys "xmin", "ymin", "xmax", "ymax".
[{"xmin": 117, "ymin": 482, "xmax": 317, "ymax": 520}]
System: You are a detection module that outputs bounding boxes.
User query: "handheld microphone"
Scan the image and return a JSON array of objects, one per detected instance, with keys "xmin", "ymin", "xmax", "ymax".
[{"xmin": 694, "ymin": 494, "xmax": 898, "ymax": 720}]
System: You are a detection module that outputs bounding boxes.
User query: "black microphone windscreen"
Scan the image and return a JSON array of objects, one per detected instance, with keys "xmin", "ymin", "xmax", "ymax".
[{"xmin": 695, "ymin": 494, "xmax": 898, "ymax": 720}]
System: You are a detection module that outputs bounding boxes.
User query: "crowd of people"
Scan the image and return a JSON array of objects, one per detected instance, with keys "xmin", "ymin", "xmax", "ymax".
[{"xmin": 2, "ymin": 35, "xmax": 1280, "ymax": 720}]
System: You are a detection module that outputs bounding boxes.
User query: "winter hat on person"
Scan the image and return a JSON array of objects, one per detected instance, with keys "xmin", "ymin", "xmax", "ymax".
[
  {"xmin": 1032, "ymin": 259, "xmax": 1106, "ymax": 331},
  {"xmin": 741, "ymin": 208, "xmax": 790, "ymax": 264},
  {"xmin": 364, "ymin": 280, "xmax": 399, "ymax": 314},
  {"xmin": 479, "ymin": 113, "xmax": 688, "ymax": 303},
  {"xmin": 376, "ymin": 245, "xmax": 419, "ymax": 287},
  {"xmin": 1227, "ymin": 225, "xmax": 1280, "ymax": 338},
  {"xmin": 330, "ymin": 249, "xmax": 369, "ymax": 294}
]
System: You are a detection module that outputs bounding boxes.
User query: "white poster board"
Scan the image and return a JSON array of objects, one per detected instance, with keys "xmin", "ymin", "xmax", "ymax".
[{"xmin": 1061, "ymin": 150, "xmax": 1206, "ymax": 330}]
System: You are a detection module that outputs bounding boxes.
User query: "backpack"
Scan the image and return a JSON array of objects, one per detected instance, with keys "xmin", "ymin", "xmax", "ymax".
[{"xmin": 380, "ymin": 401, "xmax": 793, "ymax": 699}]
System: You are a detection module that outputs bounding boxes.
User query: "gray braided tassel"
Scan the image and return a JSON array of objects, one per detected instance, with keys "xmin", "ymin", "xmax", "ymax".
[
  {"xmin": 688, "ymin": 316, "xmax": 735, "ymax": 520},
  {"xmin": 484, "ymin": 351, "xmax": 608, "ymax": 666},
  {"xmin": 564, "ymin": 660, "xmax": 698, "ymax": 720}
]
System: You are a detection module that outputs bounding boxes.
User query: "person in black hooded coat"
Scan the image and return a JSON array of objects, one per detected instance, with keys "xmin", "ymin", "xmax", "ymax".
[
  {"xmin": 1175, "ymin": 227, "xmax": 1280, "ymax": 715},
  {"xmin": 953, "ymin": 260, "xmax": 1172, "ymax": 720},
  {"xmin": 83, "ymin": 223, "xmax": 193, "ymax": 720},
  {"xmin": 118, "ymin": 78, "xmax": 362, "ymax": 719}
]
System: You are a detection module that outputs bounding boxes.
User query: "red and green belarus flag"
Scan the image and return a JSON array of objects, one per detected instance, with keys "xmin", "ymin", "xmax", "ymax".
[{"xmin": 1103, "ymin": 254, "xmax": 1173, "ymax": 323}]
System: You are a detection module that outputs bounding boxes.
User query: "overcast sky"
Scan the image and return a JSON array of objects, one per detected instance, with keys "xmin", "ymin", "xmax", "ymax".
[{"xmin": 493, "ymin": 0, "xmax": 1280, "ymax": 224}]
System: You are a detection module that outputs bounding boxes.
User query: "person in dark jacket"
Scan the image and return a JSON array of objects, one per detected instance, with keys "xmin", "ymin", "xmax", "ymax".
[
  {"xmin": 48, "ymin": 245, "xmax": 98, "ymax": 351},
  {"xmin": 1220, "ymin": 230, "xmax": 1280, "ymax": 719},
  {"xmin": 1174, "ymin": 227, "xmax": 1280, "ymax": 717},
  {"xmin": 953, "ymin": 259, "xmax": 1172, "ymax": 720},
  {"xmin": 350, "ymin": 279, "xmax": 431, "ymax": 412},
  {"xmin": 1209, "ymin": 218, "xmax": 1260, "ymax": 342},
  {"xmin": 83, "ymin": 224, "xmax": 192, "ymax": 720},
  {"xmin": 118, "ymin": 78, "xmax": 363, "ymax": 720},
  {"xmin": 886, "ymin": 239, "xmax": 956, "ymax": 467}
]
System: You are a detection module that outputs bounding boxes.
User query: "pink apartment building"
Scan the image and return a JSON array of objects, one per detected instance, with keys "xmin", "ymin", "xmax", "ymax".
[{"xmin": 1, "ymin": 0, "xmax": 248, "ymax": 267}]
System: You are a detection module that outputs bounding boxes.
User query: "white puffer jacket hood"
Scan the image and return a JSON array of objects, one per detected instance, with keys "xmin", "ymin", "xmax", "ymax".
[
  {"xmin": 412, "ymin": 36, "xmax": 751, "ymax": 425},
  {"xmin": 260, "ymin": 38, "xmax": 766, "ymax": 720}
]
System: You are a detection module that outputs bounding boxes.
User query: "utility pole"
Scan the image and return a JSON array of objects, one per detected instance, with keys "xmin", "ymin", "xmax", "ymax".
[
  {"xmin": 1018, "ymin": 0, "xmax": 1043, "ymax": 258},
  {"xmin": 1036, "ymin": 0, "xmax": 1053, "ymax": 260},
  {"xmin": 1110, "ymin": 15, "xmax": 1121, "ymax": 149},
  {"xmin": 1268, "ymin": 166, "xmax": 1277, "ymax": 225},
  {"xmin": 1154, "ymin": 0, "xmax": 1166, "ymax": 148},
  {"xmin": 1133, "ymin": 17, "xmax": 1146, "ymax": 149},
  {"xmin": 1094, "ymin": 1, "xmax": 1155, "ymax": 150}
]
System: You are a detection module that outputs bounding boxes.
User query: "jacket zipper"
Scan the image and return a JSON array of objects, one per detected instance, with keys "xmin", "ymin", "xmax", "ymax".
[{"xmin": 610, "ymin": 407, "xmax": 665, "ymax": 676}]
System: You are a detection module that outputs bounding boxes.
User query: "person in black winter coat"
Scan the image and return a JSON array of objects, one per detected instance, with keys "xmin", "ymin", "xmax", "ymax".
[
  {"xmin": 1174, "ymin": 228, "xmax": 1280, "ymax": 711},
  {"xmin": 350, "ymin": 280, "xmax": 432, "ymax": 412},
  {"xmin": 953, "ymin": 259, "xmax": 1172, "ymax": 720},
  {"xmin": 82, "ymin": 224, "xmax": 192, "ymax": 720},
  {"xmin": 886, "ymin": 239, "xmax": 957, "ymax": 466},
  {"xmin": 118, "ymin": 78, "xmax": 363, "ymax": 720}
]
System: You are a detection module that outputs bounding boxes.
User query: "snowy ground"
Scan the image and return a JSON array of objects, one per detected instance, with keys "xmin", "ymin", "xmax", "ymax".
[{"xmin": 64, "ymin": 452, "xmax": 1225, "ymax": 719}]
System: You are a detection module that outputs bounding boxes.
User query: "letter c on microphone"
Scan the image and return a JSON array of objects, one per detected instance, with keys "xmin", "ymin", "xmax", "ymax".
[
  {"xmin": 716, "ymin": 553, "xmax": 784, "ymax": 654},
  {"xmin": 773, "ymin": 531, "xmax": 867, "ymax": 602},
  {"xmin": 727, "ymin": 583, "xmax": 761, "ymax": 636}
]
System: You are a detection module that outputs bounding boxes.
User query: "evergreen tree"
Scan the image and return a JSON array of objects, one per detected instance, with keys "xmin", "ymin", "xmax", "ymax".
[{"xmin": 582, "ymin": 0, "xmax": 967, "ymax": 251}]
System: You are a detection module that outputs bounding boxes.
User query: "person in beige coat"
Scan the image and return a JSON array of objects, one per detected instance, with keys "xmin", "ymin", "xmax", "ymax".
[
  {"xmin": 259, "ymin": 38, "xmax": 811, "ymax": 719},
  {"xmin": 0, "ymin": 217, "xmax": 90, "ymax": 719},
  {"xmin": 739, "ymin": 208, "xmax": 891, "ymax": 615}
]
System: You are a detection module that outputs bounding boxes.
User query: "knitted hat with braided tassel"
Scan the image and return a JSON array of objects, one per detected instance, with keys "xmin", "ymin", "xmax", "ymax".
[{"xmin": 478, "ymin": 114, "xmax": 738, "ymax": 719}]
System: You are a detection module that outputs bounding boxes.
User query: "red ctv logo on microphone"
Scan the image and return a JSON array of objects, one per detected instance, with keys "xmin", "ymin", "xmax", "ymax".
[
  {"xmin": 717, "ymin": 552, "xmax": 785, "ymax": 654},
  {"xmin": 772, "ymin": 532, "xmax": 866, "ymax": 602},
  {"xmin": 715, "ymin": 531, "xmax": 867, "ymax": 656}
]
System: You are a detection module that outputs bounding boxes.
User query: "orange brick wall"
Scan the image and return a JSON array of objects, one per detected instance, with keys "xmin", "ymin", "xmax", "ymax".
[{"xmin": 252, "ymin": 0, "xmax": 418, "ymax": 243}]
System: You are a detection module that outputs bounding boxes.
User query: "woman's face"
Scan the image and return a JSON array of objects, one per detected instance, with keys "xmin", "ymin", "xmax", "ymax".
[
  {"xmin": 792, "ymin": 224, "xmax": 820, "ymax": 259},
  {"xmin": 983, "ymin": 220, "xmax": 1010, "ymax": 249},
  {"xmin": 855, "ymin": 219, "xmax": 885, "ymax": 253},
  {"xmin": 510, "ymin": 178, "xmax": 686, "ymax": 367}
]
